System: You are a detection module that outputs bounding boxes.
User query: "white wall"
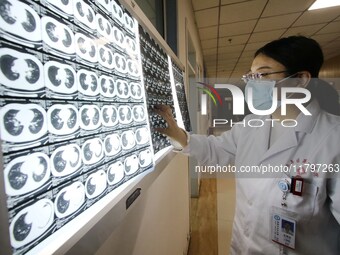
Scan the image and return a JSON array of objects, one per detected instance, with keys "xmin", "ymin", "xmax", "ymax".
[
  {"xmin": 94, "ymin": 154, "xmax": 189, "ymax": 255},
  {"xmin": 178, "ymin": 0, "xmax": 209, "ymax": 135},
  {"xmin": 177, "ymin": 0, "xmax": 203, "ymax": 69}
]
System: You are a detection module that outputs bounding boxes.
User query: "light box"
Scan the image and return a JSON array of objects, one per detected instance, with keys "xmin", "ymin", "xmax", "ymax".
[{"xmin": 0, "ymin": 0, "xmax": 189, "ymax": 254}]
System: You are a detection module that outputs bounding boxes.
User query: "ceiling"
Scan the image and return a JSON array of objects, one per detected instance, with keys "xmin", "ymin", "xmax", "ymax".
[{"xmin": 191, "ymin": 0, "xmax": 340, "ymax": 80}]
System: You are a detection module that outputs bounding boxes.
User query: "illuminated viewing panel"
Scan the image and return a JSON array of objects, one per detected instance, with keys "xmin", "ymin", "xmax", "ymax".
[
  {"xmin": 0, "ymin": 0, "xmax": 162, "ymax": 254},
  {"xmin": 139, "ymin": 26, "xmax": 175, "ymax": 154},
  {"xmin": 171, "ymin": 60, "xmax": 191, "ymax": 132}
]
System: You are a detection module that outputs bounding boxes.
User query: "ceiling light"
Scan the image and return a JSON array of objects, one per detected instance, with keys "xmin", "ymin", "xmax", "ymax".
[{"xmin": 309, "ymin": 0, "xmax": 340, "ymax": 10}]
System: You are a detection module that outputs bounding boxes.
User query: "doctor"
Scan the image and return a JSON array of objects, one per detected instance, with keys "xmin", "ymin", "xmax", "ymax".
[{"xmin": 155, "ymin": 36, "xmax": 340, "ymax": 254}]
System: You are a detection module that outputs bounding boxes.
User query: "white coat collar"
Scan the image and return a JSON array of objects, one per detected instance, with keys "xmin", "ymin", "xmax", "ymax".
[
  {"xmin": 294, "ymin": 99, "xmax": 321, "ymax": 134},
  {"xmin": 255, "ymin": 99, "xmax": 321, "ymax": 164}
]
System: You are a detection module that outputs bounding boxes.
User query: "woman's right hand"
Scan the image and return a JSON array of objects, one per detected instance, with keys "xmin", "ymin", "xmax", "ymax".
[{"xmin": 153, "ymin": 105, "xmax": 188, "ymax": 148}]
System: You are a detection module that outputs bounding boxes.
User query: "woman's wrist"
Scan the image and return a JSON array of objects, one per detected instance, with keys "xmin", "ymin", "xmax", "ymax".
[{"xmin": 172, "ymin": 127, "xmax": 188, "ymax": 148}]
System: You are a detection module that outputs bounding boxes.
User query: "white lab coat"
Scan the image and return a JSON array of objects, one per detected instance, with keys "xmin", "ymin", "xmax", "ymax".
[{"xmin": 185, "ymin": 100, "xmax": 340, "ymax": 254}]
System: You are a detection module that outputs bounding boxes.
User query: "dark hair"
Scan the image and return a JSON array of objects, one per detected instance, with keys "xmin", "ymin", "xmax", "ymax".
[{"xmin": 255, "ymin": 36, "xmax": 340, "ymax": 115}]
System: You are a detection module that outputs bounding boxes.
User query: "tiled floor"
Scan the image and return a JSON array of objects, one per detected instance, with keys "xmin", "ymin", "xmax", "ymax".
[
  {"xmin": 188, "ymin": 179, "xmax": 218, "ymax": 255},
  {"xmin": 188, "ymin": 178, "xmax": 235, "ymax": 255},
  {"xmin": 217, "ymin": 178, "xmax": 235, "ymax": 255}
]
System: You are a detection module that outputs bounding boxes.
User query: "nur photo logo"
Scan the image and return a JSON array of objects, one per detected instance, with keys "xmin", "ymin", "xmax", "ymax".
[
  {"xmin": 197, "ymin": 82, "xmax": 312, "ymax": 128},
  {"xmin": 197, "ymin": 82, "xmax": 223, "ymax": 115}
]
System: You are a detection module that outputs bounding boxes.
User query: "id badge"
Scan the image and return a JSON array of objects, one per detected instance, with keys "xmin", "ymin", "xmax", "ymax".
[{"xmin": 270, "ymin": 207, "xmax": 296, "ymax": 249}]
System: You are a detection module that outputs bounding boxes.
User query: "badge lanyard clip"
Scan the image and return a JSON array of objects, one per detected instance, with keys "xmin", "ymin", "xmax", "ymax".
[
  {"xmin": 272, "ymin": 179, "xmax": 298, "ymax": 252},
  {"xmin": 278, "ymin": 179, "xmax": 290, "ymax": 207}
]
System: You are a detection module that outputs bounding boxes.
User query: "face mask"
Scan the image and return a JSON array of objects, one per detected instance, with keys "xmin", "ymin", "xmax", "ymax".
[
  {"xmin": 245, "ymin": 74, "xmax": 296, "ymax": 111},
  {"xmin": 245, "ymin": 80, "xmax": 277, "ymax": 111}
]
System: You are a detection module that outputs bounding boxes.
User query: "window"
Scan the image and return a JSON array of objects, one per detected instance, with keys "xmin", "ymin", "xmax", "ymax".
[{"xmin": 135, "ymin": 0, "xmax": 178, "ymax": 54}]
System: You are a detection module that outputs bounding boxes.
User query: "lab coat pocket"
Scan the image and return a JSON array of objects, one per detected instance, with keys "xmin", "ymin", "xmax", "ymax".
[{"xmin": 286, "ymin": 182, "xmax": 319, "ymax": 222}]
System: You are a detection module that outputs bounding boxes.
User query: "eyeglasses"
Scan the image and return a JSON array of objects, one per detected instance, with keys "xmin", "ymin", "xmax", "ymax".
[{"xmin": 242, "ymin": 70, "xmax": 288, "ymax": 82}]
